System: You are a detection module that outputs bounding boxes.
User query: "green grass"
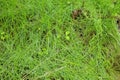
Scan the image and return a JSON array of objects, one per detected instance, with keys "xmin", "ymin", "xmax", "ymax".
[{"xmin": 0, "ymin": 0, "xmax": 120, "ymax": 80}]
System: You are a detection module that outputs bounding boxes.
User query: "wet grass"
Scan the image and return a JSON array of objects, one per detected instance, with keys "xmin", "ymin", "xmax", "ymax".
[{"xmin": 0, "ymin": 0, "xmax": 120, "ymax": 80}]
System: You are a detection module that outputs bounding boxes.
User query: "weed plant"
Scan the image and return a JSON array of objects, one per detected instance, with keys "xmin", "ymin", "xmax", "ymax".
[{"xmin": 0, "ymin": 0, "xmax": 120, "ymax": 80}]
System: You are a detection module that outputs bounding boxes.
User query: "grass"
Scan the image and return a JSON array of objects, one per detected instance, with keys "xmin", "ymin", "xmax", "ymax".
[{"xmin": 0, "ymin": 0, "xmax": 120, "ymax": 80}]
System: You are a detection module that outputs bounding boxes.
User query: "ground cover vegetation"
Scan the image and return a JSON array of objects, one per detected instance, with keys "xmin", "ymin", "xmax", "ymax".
[{"xmin": 0, "ymin": 0, "xmax": 120, "ymax": 80}]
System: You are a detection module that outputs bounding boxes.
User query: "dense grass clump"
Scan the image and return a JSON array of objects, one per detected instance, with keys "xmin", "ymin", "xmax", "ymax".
[{"xmin": 0, "ymin": 0, "xmax": 120, "ymax": 80}]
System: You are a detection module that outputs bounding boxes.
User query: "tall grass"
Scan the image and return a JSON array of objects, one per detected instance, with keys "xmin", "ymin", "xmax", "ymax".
[{"xmin": 0, "ymin": 0, "xmax": 120, "ymax": 80}]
